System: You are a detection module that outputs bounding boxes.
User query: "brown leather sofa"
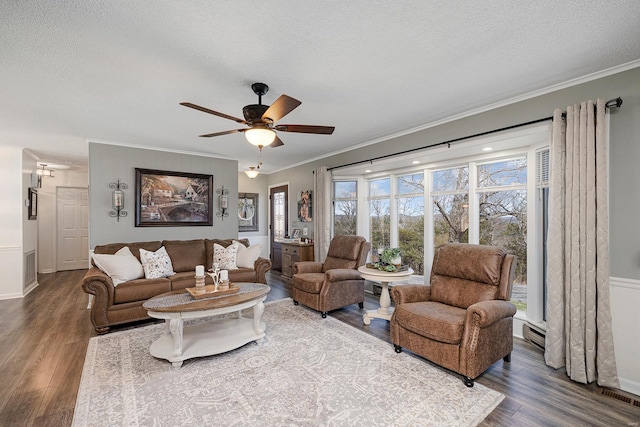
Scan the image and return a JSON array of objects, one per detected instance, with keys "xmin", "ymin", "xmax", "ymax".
[
  {"xmin": 82, "ymin": 238, "xmax": 271, "ymax": 334},
  {"xmin": 390, "ymin": 243, "xmax": 517, "ymax": 387},
  {"xmin": 292, "ymin": 235, "xmax": 370, "ymax": 318}
]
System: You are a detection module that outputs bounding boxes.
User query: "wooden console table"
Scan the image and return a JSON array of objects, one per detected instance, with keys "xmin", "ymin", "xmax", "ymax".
[{"xmin": 281, "ymin": 242, "xmax": 314, "ymax": 279}]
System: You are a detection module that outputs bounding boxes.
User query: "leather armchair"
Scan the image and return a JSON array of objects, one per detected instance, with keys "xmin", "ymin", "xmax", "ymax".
[
  {"xmin": 390, "ymin": 243, "xmax": 517, "ymax": 387},
  {"xmin": 292, "ymin": 235, "xmax": 370, "ymax": 318}
]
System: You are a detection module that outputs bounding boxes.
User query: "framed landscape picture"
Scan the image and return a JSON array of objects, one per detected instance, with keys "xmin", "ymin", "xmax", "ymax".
[
  {"xmin": 238, "ymin": 192, "xmax": 258, "ymax": 231},
  {"xmin": 135, "ymin": 168, "xmax": 213, "ymax": 227}
]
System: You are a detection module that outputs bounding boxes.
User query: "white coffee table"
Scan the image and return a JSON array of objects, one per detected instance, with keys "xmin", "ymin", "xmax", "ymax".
[
  {"xmin": 143, "ymin": 283, "xmax": 270, "ymax": 369},
  {"xmin": 359, "ymin": 266, "xmax": 413, "ymax": 324}
]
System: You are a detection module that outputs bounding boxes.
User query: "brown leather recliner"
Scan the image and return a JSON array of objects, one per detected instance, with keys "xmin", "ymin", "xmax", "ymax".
[
  {"xmin": 292, "ymin": 235, "xmax": 370, "ymax": 318},
  {"xmin": 390, "ymin": 243, "xmax": 517, "ymax": 387}
]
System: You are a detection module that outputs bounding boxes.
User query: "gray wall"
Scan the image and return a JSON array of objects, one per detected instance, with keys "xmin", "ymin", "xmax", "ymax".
[
  {"xmin": 268, "ymin": 67, "xmax": 640, "ymax": 280},
  {"xmin": 89, "ymin": 143, "xmax": 239, "ymax": 247}
]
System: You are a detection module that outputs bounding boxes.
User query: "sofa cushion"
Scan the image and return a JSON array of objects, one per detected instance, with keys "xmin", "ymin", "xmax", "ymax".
[
  {"xmin": 228, "ymin": 267, "xmax": 259, "ymax": 283},
  {"xmin": 213, "ymin": 243, "xmax": 238, "ymax": 270},
  {"xmin": 92, "ymin": 246, "xmax": 144, "ymax": 286},
  {"xmin": 113, "ymin": 277, "xmax": 171, "ymax": 304},
  {"xmin": 394, "ymin": 301, "xmax": 466, "ymax": 345},
  {"xmin": 293, "ymin": 273, "xmax": 325, "ymax": 293},
  {"xmin": 139, "ymin": 246, "xmax": 176, "ymax": 279},
  {"xmin": 162, "ymin": 239, "xmax": 207, "ymax": 273},
  {"xmin": 205, "ymin": 238, "xmax": 249, "ymax": 270},
  {"xmin": 94, "ymin": 241, "xmax": 162, "ymax": 263},
  {"xmin": 234, "ymin": 241, "xmax": 262, "ymax": 268},
  {"xmin": 169, "ymin": 271, "xmax": 214, "ymax": 291}
]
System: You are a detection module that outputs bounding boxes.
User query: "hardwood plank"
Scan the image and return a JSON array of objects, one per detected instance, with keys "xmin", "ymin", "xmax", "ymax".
[{"xmin": 0, "ymin": 269, "xmax": 638, "ymax": 427}]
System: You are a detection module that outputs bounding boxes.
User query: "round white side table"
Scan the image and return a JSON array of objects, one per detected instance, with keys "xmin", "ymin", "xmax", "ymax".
[{"xmin": 358, "ymin": 266, "xmax": 414, "ymax": 325}]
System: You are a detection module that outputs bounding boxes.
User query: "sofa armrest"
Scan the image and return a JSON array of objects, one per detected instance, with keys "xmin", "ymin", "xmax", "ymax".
[
  {"xmin": 81, "ymin": 267, "xmax": 116, "ymax": 334},
  {"xmin": 465, "ymin": 300, "xmax": 517, "ymax": 328},
  {"xmin": 390, "ymin": 284, "xmax": 432, "ymax": 304},
  {"xmin": 253, "ymin": 257, "xmax": 272, "ymax": 284},
  {"xmin": 325, "ymin": 268, "xmax": 362, "ymax": 282},
  {"xmin": 294, "ymin": 261, "xmax": 323, "ymax": 274}
]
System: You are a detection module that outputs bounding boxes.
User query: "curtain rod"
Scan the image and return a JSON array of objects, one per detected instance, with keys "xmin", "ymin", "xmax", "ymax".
[{"xmin": 328, "ymin": 97, "xmax": 623, "ymax": 172}]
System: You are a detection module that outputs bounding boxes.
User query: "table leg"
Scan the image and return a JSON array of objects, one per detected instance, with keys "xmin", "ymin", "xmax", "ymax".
[
  {"xmin": 363, "ymin": 281, "xmax": 394, "ymax": 324},
  {"xmin": 253, "ymin": 299, "xmax": 266, "ymax": 344},
  {"xmin": 378, "ymin": 281, "xmax": 391, "ymax": 315},
  {"xmin": 169, "ymin": 314, "xmax": 184, "ymax": 368}
]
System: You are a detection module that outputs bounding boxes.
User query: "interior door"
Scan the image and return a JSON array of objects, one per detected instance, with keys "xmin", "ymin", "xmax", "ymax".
[
  {"xmin": 269, "ymin": 185, "xmax": 288, "ymax": 272},
  {"xmin": 57, "ymin": 187, "xmax": 90, "ymax": 271}
]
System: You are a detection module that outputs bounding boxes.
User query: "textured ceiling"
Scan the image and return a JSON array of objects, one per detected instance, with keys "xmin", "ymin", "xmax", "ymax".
[{"xmin": 2, "ymin": 1, "xmax": 640, "ymax": 173}]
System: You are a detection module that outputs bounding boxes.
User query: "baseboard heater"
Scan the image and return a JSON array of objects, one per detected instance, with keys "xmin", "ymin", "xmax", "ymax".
[{"xmin": 523, "ymin": 323, "xmax": 546, "ymax": 352}]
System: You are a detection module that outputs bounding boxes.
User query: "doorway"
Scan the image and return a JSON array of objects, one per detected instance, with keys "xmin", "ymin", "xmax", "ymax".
[
  {"xmin": 269, "ymin": 184, "xmax": 288, "ymax": 271},
  {"xmin": 57, "ymin": 187, "xmax": 89, "ymax": 271}
]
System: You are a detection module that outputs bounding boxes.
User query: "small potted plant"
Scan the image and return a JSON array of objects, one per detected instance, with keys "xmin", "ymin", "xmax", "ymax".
[{"xmin": 381, "ymin": 247, "xmax": 401, "ymax": 267}]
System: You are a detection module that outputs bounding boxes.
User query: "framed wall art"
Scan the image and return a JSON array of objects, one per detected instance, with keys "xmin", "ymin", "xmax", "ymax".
[
  {"xmin": 135, "ymin": 168, "xmax": 213, "ymax": 227},
  {"xmin": 298, "ymin": 190, "xmax": 312, "ymax": 222},
  {"xmin": 238, "ymin": 192, "xmax": 258, "ymax": 231}
]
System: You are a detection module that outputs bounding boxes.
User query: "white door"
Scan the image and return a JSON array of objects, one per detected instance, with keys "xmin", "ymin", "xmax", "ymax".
[{"xmin": 57, "ymin": 187, "xmax": 90, "ymax": 271}]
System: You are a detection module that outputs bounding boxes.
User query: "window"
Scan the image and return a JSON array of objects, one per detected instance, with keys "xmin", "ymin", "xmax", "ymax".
[
  {"xmin": 476, "ymin": 158, "xmax": 528, "ymax": 310},
  {"xmin": 333, "ymin": 181, "xmax": 358, "ymax": 236},
  {"xmin": 369, "ymin": 177, "xmax": 390, "ymax": 254},
  {"xmin": 431, "ymin": 166, "xmax": 469, "ymax": 249},
  {"xmin": 397, "ymin": 173, "xmax": 425, "ymax": 274}
]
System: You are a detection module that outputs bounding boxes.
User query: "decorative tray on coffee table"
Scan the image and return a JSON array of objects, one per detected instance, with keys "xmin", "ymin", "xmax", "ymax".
[{"xmin": 186, "ymin": 283, "xmax": 240, "ymax": 299}]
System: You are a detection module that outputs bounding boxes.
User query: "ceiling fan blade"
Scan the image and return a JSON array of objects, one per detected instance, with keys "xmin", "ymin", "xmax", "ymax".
[
  {"xmin": 269, "ymin": 135, "xmax": 285, "ymax": 147},
  {"xmin": 199, "ymin": 129, "xmax": 246, "ymax": 138},
  {"xmin": 262, "ymin": 95, "xmax": 301, "ymax": 123},
  {"xmin": 180, "ymin": 102, "xmax": 247, "ymax": 125},
  {"xmin": 274, "ymin": 124, "xmax": 335, "ymax": 135}
]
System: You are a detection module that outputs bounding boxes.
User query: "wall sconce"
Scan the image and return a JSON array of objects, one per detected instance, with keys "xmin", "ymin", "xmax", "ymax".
[
  {"xmin": 108, "ymin": 180, "xmax": 128, "ymax": 221},
  {"xmin": 217, "ymin": 186, "xmax": 229, "ymax": 219}
]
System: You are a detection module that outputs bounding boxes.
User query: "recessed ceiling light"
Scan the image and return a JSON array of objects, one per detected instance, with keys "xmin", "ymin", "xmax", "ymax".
[
  {"xmin": 482, "ymin": 147, "xmax": 493, "ymax": 151},
  {"xmin": 365, "ymin": 169, "xmax": 372, "ymax": 173},
  {"xmin": 412, "ymin": 160, "xmax": 420, "ymax": 164}
]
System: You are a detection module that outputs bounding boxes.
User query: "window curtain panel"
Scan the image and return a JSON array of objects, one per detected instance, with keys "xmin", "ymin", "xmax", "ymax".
[
  {"xmin": 545, "ymin": 99, "xmax": 618, "ymax": 388},
  {"xmin": 313, "ymin": 166, "xmax": 332, "ymax": 262}
]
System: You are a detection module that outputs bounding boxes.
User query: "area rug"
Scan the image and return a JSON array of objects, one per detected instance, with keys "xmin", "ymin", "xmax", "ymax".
[{"xmin": 73, "ymin": 298, "xmax": 503, "ymax": 426}]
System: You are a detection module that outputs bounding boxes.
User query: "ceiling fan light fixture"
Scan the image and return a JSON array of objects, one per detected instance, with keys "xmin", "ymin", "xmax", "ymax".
[
  {"xmin": 245, "ymin": 166, "xmax": 259, "ymax": 179},
  {"xmin": 245, "ymin": 128, "xmax": 276, "ymax": 147}
]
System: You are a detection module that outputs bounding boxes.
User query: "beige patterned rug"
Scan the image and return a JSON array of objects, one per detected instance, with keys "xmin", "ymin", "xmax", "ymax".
[{"xmin": 73, "ymin": 298, "xmax": 503, "ymax": 426}]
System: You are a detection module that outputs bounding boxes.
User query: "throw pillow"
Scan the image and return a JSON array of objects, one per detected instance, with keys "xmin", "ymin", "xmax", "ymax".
[
  {"xmin": 92, "ymin": 246, "xmax": 144, "ymax": 286},
  {"xmin": 139, "ymin": 246, "xmax": 176, "ymax": 279},
  {"xmin": 213, "ymin": 243, "xmax": 238, "ymax": 270},
  {"xmin": 234, "ymin": 240, "xmax": 262, "ymax": 269}
]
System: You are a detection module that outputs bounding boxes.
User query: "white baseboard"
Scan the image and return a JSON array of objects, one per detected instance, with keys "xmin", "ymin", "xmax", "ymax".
[{"xmin": 618, "ymin": 378, "xmax": 640, "ymax": 397}]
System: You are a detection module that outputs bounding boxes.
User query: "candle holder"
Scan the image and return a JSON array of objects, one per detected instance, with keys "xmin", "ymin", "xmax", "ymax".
[{"xmin": 194, "ymin": 275, "xmax": 206, "ymax": 294}]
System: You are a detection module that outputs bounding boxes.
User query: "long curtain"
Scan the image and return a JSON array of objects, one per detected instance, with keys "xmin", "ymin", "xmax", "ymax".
[
  {"xmin": 313, "ymin": 166, "xmax": 332, "ymax": 262},
  {"xmin": 545, "ymin": 99, "xmax": 618, "ymax": 388}
]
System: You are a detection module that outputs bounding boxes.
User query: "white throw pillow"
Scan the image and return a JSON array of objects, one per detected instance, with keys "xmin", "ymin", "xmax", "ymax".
[
  {"xmin": 139, "ymin": 246, "xmax": 176, "ymax": 279},
  {"xmin": 234, "ymin": 240, "xmax": 262, "ymax": 269},
  {"xmin": 92, "ymin": 246, "xmax": 144, "ymax": 286},
  {"xmin": 213, "ymin": 243, "xmax": 238, "ymax": 270}
]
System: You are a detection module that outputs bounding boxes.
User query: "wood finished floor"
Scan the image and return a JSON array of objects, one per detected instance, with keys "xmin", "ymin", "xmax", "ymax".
[{"xmin": 0, "ymin": 270, "xmax": 638, "ymax": 426}]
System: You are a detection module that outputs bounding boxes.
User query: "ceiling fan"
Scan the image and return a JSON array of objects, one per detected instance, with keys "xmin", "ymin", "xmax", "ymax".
[{"xmin": 180, "ymin": 82, "xmax": 335, "ymax": 148}]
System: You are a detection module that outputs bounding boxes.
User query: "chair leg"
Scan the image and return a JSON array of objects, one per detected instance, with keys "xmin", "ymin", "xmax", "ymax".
[
  {"xmin": 463, "ymin": 376, "xmax": 474, "ymax": 387},
  {"xmin": 394, "ymin": 345, "xmax": 402, "ymax": 354},
  {"xmin": 503, "ymin": 352, "xmax": 511, "ymax": 362},
  {"xmin": 321, "ymin": 312, "xmax": 327, "ymax": 318},
  {"xmin": 293, "ymin": 300, "xmax": 298, "ymax": 305},
  {"xmin": 358, "ymin": 302, "xmax": 364, "ymax": 309}
]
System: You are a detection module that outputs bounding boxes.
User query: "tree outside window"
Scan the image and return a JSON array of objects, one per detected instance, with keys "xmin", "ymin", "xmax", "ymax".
[
  {"xmin": 369, "ymin": 178, "xmax": 390, "ymax": 255},
  {"xmin": 333, "ymin": 181, "xmax": 357, "ymax": 236},
  {"xmin": 397, "ymin": 173, "xmax": 424, "ymax": 274}
]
